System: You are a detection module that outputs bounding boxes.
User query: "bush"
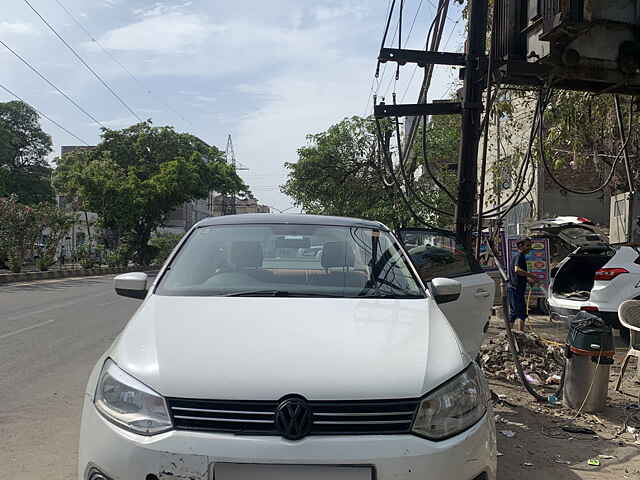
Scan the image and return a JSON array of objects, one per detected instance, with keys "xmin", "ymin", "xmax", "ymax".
[
  {"xmin": 149, "ymin": 233, "xmax": 183, "ymax": 266},
  {"xmin": 75, "ymin": 244, "xmax": 97, "ymax": 269},
  {"xmin": 105, "ymin": 245, "xmax": 129, "ymax": 268}
]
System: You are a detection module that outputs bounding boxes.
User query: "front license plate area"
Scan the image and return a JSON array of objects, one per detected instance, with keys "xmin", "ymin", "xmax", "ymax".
[{"xmin": 214, "ymin": 463, "xmax": 374, "ymax": 480}]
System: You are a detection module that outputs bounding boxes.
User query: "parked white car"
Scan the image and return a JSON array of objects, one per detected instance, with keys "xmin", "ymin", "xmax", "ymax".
[
  {"xmin": 79, "ymin": 215, "xmax": 496, "ymax": 480},
  {"xmin": 548, "ymin": 245, "xmax": 640, "ymax": 342}
]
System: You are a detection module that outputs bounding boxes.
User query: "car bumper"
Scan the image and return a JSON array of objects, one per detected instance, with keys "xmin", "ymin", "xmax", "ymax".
[
  {"xmin": 78, "ymin": 396, "xmax": 497, "ymax": 480},
  {"xmin": 548, "ymin": 305, "xmax": 620, "ymax": 328}
]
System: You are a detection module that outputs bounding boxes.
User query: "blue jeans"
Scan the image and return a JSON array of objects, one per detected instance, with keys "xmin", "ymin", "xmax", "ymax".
[{"xmin": 508, "ymin": 287, "xmax": 527, "ymax": 323}]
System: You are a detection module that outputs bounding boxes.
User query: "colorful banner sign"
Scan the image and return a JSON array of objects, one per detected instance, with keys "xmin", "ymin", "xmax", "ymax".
[{"xmin": 507, "ymin": 237, "xmax": 551, "ymax": 299}]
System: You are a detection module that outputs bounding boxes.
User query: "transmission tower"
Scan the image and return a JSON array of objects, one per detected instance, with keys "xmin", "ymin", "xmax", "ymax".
[{"xmin": 221, "ymin": 134, "xmax": 248, "ymax": 216}]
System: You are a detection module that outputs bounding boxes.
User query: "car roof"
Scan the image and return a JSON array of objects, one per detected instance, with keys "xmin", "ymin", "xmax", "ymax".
[{"xmin": 196, "ymin": 214, "xmax": 389, "ymax": 230}]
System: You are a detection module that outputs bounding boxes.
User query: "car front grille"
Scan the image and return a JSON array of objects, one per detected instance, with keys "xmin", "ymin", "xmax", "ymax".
[{"xmin": 166, "ymin": 397, "xmax": 419, "ymax": 436}]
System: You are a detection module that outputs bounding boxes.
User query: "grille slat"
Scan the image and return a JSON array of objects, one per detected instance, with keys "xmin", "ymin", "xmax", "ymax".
[{"xmin": 167, "ymin": 397, "xmax": 418, "ymax": 436}]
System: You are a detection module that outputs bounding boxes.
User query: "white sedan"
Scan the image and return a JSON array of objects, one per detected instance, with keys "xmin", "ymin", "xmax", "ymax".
[{"xmin": 78, "ymin": 214, "xmax": 497, "ymax": 480}]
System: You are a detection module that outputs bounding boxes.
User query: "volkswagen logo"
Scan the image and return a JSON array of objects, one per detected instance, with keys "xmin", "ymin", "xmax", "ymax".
[{"xmin": 275, "ymin": 398, "xmax": 313, "ymax": 440}]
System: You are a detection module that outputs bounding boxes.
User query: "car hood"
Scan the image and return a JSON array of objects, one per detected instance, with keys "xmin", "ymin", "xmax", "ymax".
[{"xmin": 110, "ymin": 295, "xmax": 467, "ymax": 400}]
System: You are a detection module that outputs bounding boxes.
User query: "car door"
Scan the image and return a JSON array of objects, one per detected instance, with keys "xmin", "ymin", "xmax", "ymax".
[{"xmin": 397, "ymin": 228, "xmax": 495, "ymax": 358}]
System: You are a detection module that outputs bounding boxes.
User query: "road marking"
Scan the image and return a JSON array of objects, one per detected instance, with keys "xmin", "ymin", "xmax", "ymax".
[
  {"xmin": 0, "ymin": 319, "xmax": 55, "ymax": 340},
  {"xmin": 3, "ymin": 291, "xmax": 110, "ymax": 322}
]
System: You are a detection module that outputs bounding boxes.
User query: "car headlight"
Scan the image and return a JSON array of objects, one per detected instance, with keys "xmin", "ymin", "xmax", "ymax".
[
  {"xmin": 94, "ymin": 359, "xmax": 172, "ymax": 435},
  {"xmin": 412, "ymin": 363, "xmax": 489, "ymax": 440}
]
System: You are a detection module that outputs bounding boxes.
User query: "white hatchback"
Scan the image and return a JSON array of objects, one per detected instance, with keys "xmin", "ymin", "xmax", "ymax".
[
  {"xmin": 78, "ymin": 214, "xmax": 497, "ymax": 480},
  {"xmin": 548, "ymin": 245, "xmax": 640, "ymax": 342}
]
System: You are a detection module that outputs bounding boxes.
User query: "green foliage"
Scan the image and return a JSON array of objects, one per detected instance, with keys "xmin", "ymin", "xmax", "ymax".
[
  {"xmin": 33, "ymin": 203, "xmax": 74, "ymax": 271},
  {"xmin": 281, "ymin": 116, "xmax": 412, "ymax": 229},
  {"xmin": 54, "ymin": 121, "xmax": 247, "ymax": 266},
  {"xmin": 0, "ymin": 101, "xmax": 54, "ymax": 204},
  {"xmin": 282, "ymin": 115, "xmax": 461, "ymax": 229},
  {"xmin": 0, "ymin": 195, "xmax": 41, "ymax": 272},
  {"xmin": 104, "ymin": 245, "xmax": 129, "ymax": 268},
  {"xmin": 149, "ymin": 233, "xmax": 183, "ymax": 266}
]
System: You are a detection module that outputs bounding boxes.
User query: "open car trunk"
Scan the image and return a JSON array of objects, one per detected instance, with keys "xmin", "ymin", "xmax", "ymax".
[{"xmin": 552, "ymin": 249, "xmax": 613, "ymax": 300}]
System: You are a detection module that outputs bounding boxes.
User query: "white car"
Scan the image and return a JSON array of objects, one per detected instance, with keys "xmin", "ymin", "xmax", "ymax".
[
  {"xmin": 78, "ymin": 215, "xmax": 497, "ymax": 480},
  {"xmin": 548, "ymin": 244, "xmax": 640, "ymax": 342}
]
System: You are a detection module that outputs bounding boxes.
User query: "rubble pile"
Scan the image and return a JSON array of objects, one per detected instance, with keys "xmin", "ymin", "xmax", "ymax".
[{"xmin": 480, "ymin": 331, "xmax": 565, "ymax": 383}]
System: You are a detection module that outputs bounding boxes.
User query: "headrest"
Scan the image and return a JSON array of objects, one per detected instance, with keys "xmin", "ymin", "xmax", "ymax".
[
  {"xmin": 230, "ymin": 241, "xmax": 263, "ymax": 268},
  {"xmin": 321, "ymin": 241, "xmax": 355, "ymax": 268}
]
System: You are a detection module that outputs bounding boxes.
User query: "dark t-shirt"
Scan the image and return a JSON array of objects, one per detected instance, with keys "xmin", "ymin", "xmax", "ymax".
[{"xmin": 512, "ymin": 252, "xmax": 528, "ymax": 293}]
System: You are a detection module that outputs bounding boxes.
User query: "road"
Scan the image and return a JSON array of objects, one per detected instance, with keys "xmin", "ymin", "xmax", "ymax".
[{"xmin": 0, "ymin": 275, "xmax": 142, "ymax": 480}]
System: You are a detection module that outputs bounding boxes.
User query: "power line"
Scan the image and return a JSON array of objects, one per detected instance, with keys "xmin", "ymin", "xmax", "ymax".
[
  {"xmin": 52, "ymin": 0, "xmax": 192, "ymax": 129},
  {"xmin": 382, "ymin": 0, "xmax": 426, "ymax": 100},
  {"xmin": 0, "ymin": 39, "xmax": 106, "ymax": 128},
  {"xmin": 23, "ymin": 0, "xmax": 143, "ymax": 123},
  {"xmin": 0, "ymin": 81, "xmax": 90, "ymax": 145},
  {"xmin": 364, "ymin": 0, "xmax": 397, "ymax": 116}
]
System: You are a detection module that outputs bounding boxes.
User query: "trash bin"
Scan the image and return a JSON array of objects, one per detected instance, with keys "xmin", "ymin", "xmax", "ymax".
[{"xmin": 563, "ymin": 312, "xmax": 615, "ymax": 413}]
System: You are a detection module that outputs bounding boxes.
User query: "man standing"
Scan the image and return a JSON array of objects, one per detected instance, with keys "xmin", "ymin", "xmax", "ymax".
[{"xmin": 509, "ymin": 238, "xmax": 538, "ymax": 331}]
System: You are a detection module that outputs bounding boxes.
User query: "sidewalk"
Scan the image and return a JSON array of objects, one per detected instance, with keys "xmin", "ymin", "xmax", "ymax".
[{"xmin": 0, "ymin": 264, "xmax": 147, "ymax": 285}]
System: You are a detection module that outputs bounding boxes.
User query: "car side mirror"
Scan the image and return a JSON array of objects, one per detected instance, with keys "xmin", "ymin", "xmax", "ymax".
[
  {"xmin": 114, "ymin": 272, "xmax": 148, "ymax": 299},
  {"xmin": 431, "ymin": 277, "xmax": 462, "ymax": 304}
]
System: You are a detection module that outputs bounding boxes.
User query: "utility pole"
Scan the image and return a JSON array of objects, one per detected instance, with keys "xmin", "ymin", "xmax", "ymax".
[
  {"xmin": 455, "ymin": 0, "xmax": 488, "ymax": 252},
  {"xmin": 374, "ymin": 0, "xmax": 490, "ymax": 249}
]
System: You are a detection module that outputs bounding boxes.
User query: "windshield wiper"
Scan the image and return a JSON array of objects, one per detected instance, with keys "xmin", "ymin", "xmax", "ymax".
[
  {"xmin": 357, "ymin": 292, "xmax": 424, "ymax": 299},
  {"xmin": 224, "ymin": 290, "xmax": 343, "ymax": 297}
]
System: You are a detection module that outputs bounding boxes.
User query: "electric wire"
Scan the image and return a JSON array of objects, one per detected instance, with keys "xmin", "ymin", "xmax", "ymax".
[
  {"xmin": 375, "ymin": 117, "xmax": 440, "ymax": 228},
  {"xmin": 364, "ymin": 0, "xmax": 396, "ymax": 115},
  {"xmin": 401, "ymin": 11, "xmax": 461, "ymax": 103},
  {"xmin": 23, "ymin": 0, "xmax": 143, "ymax": 122},
  {"xmin": 0, "ymin": 81, "xmax": 90, "ymax": 145},
  {"xmin": 538, "ymin": 89, "xmax": 632, "ymax": 196},
  {"xmin": 0, "ymin": 39, "xmax": 107, "ymax": 128},
  {"xmin": 374, "ymin": 0, "xmax": 453, "ymax": 222},
  {"xmin": 52, "ymin": 0, "xmax": 192, "ymax": 128}
]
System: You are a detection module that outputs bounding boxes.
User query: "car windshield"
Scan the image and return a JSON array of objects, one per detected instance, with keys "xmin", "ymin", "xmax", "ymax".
[{"xmin": 156, "ymin": 224, "xmax": 425, "ymax": 298}]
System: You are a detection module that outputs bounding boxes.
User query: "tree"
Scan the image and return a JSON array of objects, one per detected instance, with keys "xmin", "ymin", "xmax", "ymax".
[
  {"xmin": 54, "ymin": 121, "xmax": 247, "ymax": 265},
  {"xmin": 281, "ymin": 117, "xmax": 409, "ymax": 229},
  {"xmin": 33, "ymin": 203, "xmax": 74, "ymax": 271},
  {"xmin": 0, "ymin": 101, "xmax": 54, "ymax": 204},
  {"xmin": 282, "ymin": 116, "xmax": 460, "ymax": 229},
  {"xmin": 0, "ymin": 195, "xmax": 40, "ymax": 272}
]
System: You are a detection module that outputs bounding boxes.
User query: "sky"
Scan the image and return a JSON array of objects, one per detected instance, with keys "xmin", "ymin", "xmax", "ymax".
[{"xmin": 1, "ymin": 0, "xmax": 465, "ymax": 212}]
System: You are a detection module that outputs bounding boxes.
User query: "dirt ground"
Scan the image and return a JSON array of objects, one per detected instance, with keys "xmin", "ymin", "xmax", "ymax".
[{"xmin": 484, "ymin": 314, "xmax": 640, "ymax": 479}]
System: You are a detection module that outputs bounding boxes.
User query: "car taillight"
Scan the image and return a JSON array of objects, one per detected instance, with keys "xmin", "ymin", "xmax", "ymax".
[
  {"xmin": 580, "ymin": 306, "xmax": 599, "ymax": 312},
  {"xmin": 577, "ymin": 217, "xmax": 591, "ymax": 223},
  {"xmin": 594, "ymin": 268, "xmax": 629, "ymax": 281}
]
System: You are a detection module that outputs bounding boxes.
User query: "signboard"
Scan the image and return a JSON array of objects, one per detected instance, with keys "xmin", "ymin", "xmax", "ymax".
[
  {"xmin": 476, "ymin": 231, "xmax": 507, "ymax": 273},
  {"xmin": 507, "ymin": 237, "xmax": 551, "ymax": 299}
]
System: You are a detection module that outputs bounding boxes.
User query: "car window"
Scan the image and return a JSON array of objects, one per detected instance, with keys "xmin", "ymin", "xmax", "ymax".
[
  {"xmin": 156, "ymin": 224, "xmax": 425, "ymax": 298},
  {"xmin": 398, "ymin": 229, "xmax": 481, "ymax": 282}
]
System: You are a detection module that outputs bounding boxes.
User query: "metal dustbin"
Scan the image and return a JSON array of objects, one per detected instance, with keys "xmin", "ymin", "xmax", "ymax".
[{"xmin": 563, "ymin": 312, "xmax": 615, "ymax": 413}]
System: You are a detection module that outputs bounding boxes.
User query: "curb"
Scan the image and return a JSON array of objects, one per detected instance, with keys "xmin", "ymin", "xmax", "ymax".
[{"xmin": 0, "ymin": 266, "xmax": 155, "ymax": 285}]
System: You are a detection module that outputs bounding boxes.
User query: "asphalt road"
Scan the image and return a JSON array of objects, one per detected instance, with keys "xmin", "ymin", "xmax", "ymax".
[{"xmin": 0, "ymin": 275, "xmax": 142, "ymax": 480}]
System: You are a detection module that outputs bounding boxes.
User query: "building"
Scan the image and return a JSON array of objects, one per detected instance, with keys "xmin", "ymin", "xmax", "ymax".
[
  {"xmin": 210, "ymin": 194, "xmax": 270, "ymax": 217},
  {"xmin": 479, "ymin": 97, "xmax": 611, "ymax": 237}
]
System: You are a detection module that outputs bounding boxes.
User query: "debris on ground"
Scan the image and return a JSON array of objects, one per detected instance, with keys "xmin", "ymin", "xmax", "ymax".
[
  {"xmin": 562, "ymin": 425, "xmax": 597, "ymax": 435},
  {"xmin": 588, "ymin": 458, "xmax": 601, "ymax": 467},
  {"xmin": 480, "ymin": 331, "xmax": 564, "ymax": 383},
  {"xmin": 500, "ymin": 430, "xmax": 516, "ymax": 438}
]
